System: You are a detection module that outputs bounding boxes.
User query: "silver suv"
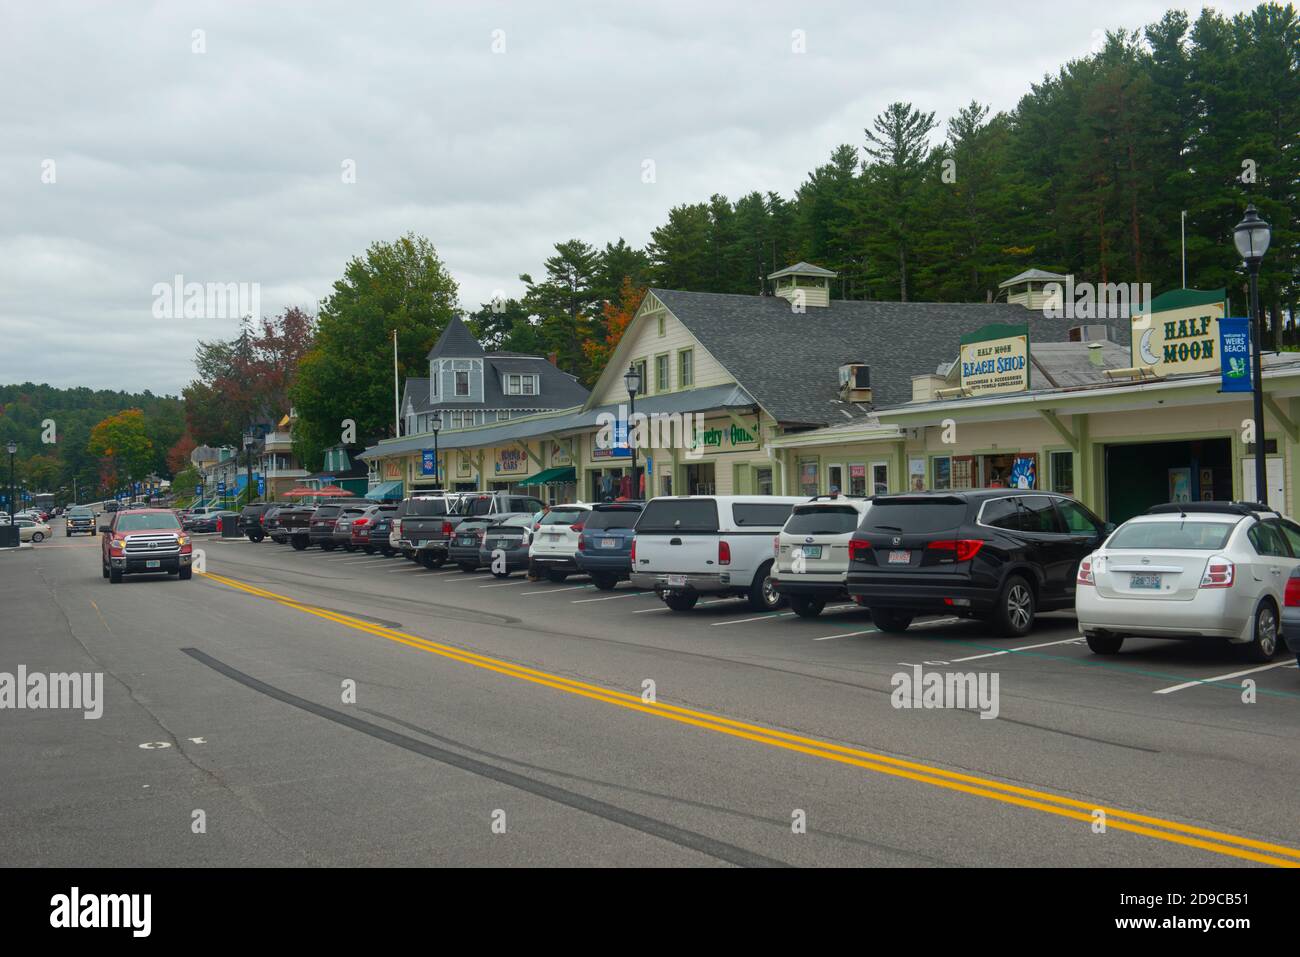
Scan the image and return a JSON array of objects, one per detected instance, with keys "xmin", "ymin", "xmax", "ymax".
[{"xmin": 772, "ymin": 495, "xmax": 873, "ymax": 618}]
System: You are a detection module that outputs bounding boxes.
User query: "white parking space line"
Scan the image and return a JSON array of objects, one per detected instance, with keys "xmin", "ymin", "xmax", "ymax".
[
  {"xmin": 1154, "ymin": 660, "xmax": 1296, "ymax": 695},
  {"xmin": 522, "ymin": 585, "xmax": 590, "ymax": 595},
  {"xmin": 479, "ymin": 579, "xmax": 530, "ymax": 588},
  {"xmin": 948, "ymin": 636, "xmax": 1083, "ymax": 663},
  {"xmin": 572, "ymin": 592, "xmax": 648, "ymax": 603},
  {"xmin": 386, "ymin": 566, "xmax": 427, "ymax": 573},
  {"xmin": 813, "ymin": 629, "xmax": 878, "ymax": 641},
  {"xmin": 631, "ymin": 597, "xmax": 736, "ymax": 614},
  {"xmin": 711, "ymin": 613, "xmax": 793, "ymax": 626}
]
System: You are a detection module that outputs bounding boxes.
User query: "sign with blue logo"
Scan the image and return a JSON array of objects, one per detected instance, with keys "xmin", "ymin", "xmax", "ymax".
[
  {"xmin": 217, "ymin": 482, "xmax": 226, "ymax": 494},
  {"xmin": 422, "ymin": 449, "xmax": 438, "ymax": 476},
  {"xmin": 593, "ymin": 415, "xmax": 632, "ymax": 459},
  {"xmin": 257, "ymin": 477, "xmax": 265, "ymax": 495},
  {"xmin": 1219, "ymin": 316, "xmax": 1252, "ymax": 393},
  {"xmin": 195, "ymin": 484, "xmax": 202, "ymax": 495}
]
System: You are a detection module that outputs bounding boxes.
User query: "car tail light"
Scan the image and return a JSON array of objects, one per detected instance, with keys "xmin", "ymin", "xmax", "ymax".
[
  {"xmin": 442, "ymin": 521, "xmax": 453, "ymax": 538},
  {"xmin": 848, "ymin": 538, "xmax": 870, "ymax": 562},
  {"xmin": 630, "ymin": 538, "xmax": 636, "ymax": 562},
  {"xmin": 1200, "ymin": 556, "xmax": 1234, "ymax": 588},
  {"xmin": 216, "ymin": 517, "xmax": 223, "ymax": 532},
  {"xmin": 1285, "ymin": 576, "xmax": 1300, "ymax": 607},
  {"xmin": 1076, "ymin": 557, "xmax": 1094, "ymax": 586},
  {"xmin": 577, "ymin": 534, "xmax": 586, "ymax": 552},
  {"xmin": 927, "ymin": 539, "xmax": 984, "ymax": 562},
  {"xmin": 354, "ymin": 518, "xmax": 369, "ymax": 527},
  {"xmin": 570, "ymin": 523, "xmax": 584, "ymax": 532},
  {"xmin": 773, "ymin": 535, "xmax": 780, "ymax": 556},
  {"xmin": 718, "ymin": 540, "xmax": 731, "ymax": 565}
]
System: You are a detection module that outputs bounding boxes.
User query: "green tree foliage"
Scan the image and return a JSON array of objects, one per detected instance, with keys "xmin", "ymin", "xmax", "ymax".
[
  {"xmin": 88, "ymin": 409, "xmax": 154, "ymax": 492},
  {"xmin": 291, "ymin": 234, "xmax": 459, "ymax": 468}
]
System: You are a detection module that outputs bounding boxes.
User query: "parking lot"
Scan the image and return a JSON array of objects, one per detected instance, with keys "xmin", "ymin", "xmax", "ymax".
[{"xmin": 3, "ymin": 517, "xmax": 1300, "ymax": 868}]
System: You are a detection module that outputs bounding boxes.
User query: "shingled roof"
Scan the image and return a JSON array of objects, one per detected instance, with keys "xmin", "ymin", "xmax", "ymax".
[
  {"xmin": 650, "ymin": 288, "xmax": 1122, "ymax": 427},
  {"xmin": 427, "ymin": 315, "xmax": 485, "ymax": 359}
]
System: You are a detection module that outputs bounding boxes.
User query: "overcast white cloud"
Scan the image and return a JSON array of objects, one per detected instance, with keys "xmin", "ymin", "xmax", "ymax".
[{"xmin": 0, "ymin": 0, "xmax": 1259, "ymax": 394}]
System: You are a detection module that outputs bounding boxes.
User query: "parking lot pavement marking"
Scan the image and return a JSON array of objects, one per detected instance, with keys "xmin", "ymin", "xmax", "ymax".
[
  {"xmin": 631, "ymin": 597, "xmax": 735, "ymax": 614},
  {"xmin": 479, "ymin": 579, "xmax": 531, "ymax": 588},
  {"xmin": 711, "ymin": 612, "xmax": 795, "ymax": 626},
  {"xmin": 572, "ymin": 592, "xmax": 649, "ymax": 603},
  {"xmin": 948, "ymin": 636, "xmax": 1084, "ymax": 663},
  {"xmin": 521, "ymin": 585, "xmax": 590, "ymax": 595},
  {"xmin": 195, "ymin": 568, "xmax": 1300, "ymax": 867},
  {"xmin": 385, "ymin": 566, "xmax": 428, "ymax": 573},
  {"xmin": 812, "ymin": 629, "xmax": 879, "ymax": 641},
  {"xmin": 1153, "ymin": 660, "xmax": 1297, "ymax": 695}
]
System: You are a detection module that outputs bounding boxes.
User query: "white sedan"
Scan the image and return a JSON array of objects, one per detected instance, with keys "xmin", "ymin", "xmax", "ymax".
[
  {"xmin": 14, "ymin": 518, "xmax": 52, "ymax": 543},
  {"xmin": 1076, "ymin": 503, "xmax": 1300, "ymax": 662}
]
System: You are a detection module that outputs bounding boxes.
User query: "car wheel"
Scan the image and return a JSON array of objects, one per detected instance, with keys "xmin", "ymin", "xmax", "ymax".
[
  {"xmin": 381, "ymin": 547, "xmax": 395, "ymax": 557},
  {"xmin": 663, "ymin": 591, "xmax": 698, "ymax": 612},
  {"xmin": 546, "ymin": 569, "xmax": 568, "ymax": 583},
  {"xmin": 363, "ymin": 545, "xmax": 376, "ymax": 554},
  {"xmin": 65, "ymin": 531, "xmax": 71, "ymax": 537},
  {"xmin": 321, "ymin": 542, "xmax": 336, "ymax": 551},
  {"xmin": 248, "ymin": 533, "xmax": 264, "ymax": 543},
  {"xmin": 747, "ymin": 561, "xmax": 785, "ymax": 611},
  {"xmin": 870, "ymin": 608, "xmax": 913, "ymax": 632},
  {"xmin": 290, "ymin": 538, "xmax": 307, "ymax": 550},
  {"xmin": 109, "ymin": 568, "xmax": 123, "ymax": 584},
  {"xmin": 1242, "ymin": 600, "xmax": 1281, "ymax": 663},
  {"xmin": 101, "ymin": 562, "xmax": 109, "ymax": 579},
  {"xmin": 591, "ymin": 574, "xmax": 618, "ymax": 591},
  {"xmin": 32, "ymin": 532, "xmax": 43, "ymax": 542},
  {"xmin": 789, "ymin": 595, "xmax": 825, "ymax": 619},
  {"xmin": 993, "ymin": 574, "xmax": 1035, "ymax": 637},
  {"xmin": 178, "ymin": 566, "xmax": 192, "ymax": 580},
  {"xmin": 458, "ymin": 562, "xmax": 478, "ymax": 573},
  {"xmin": 1085, "ymin": 630, "xmax": 1124, "ymax": 654}
]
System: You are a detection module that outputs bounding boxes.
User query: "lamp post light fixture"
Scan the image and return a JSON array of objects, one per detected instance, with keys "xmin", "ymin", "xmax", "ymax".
[
  {"xmin": 623, "ymin": 363, "xmax": 643, "ymax": 497},
  {"xmin": 6, "ymin": 440, "xmax": 16, "ymax": 520},
  {"xmin": 1234, "ymin": 203, "xmax": 1272, "ymax": 505},
  {"xmin": 431, "ymin": 412, "xmax": 442, "ymax": 488},
  {"xmin": 243, "ymin": 432, "xmax": 256, "ymax": 503}
]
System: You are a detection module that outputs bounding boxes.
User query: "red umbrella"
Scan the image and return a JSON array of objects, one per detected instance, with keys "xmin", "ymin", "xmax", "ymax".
[
  {"xmin": 313, "ymin": 485, "xmax": 351, "ymax": 497},
  {"xmin": 282, "ymin": 487, "xmax": 317, "ymax": 498}
]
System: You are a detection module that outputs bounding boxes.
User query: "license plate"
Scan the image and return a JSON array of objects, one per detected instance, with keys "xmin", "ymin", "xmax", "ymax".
[
  {"xmin": 666, "ymin": 574, "xmax": 687, "ymax": 587},
  {"xmin": 887, "ymin": 550, "xmax": 911, "ymax": 564},
  {"xmin": 546, "ymin": 533, "xmax": 560, "ymax": 541},
  {"xmin": 495, "ymin": 540, "xmax": 512, "ymax": 548},
  {"xmin": 146, "ymin": 560, "xmax": 160, "ymax": 569},
  {"xmin": 797, "ymin": 545, "xmax": 822, "ymax": 559},
  {"xmin": 600, "ymin": 537, "xmax": 616, "ymax": 548},
  {"xmin": 1130, "ymin": 573, "xmax": 1162, "ymax": 589}
]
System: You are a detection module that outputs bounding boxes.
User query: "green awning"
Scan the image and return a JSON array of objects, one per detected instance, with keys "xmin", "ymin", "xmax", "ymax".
[
  {"xmin": 520, "ymin": 466, "xmax": 575, "ymax": 486},
  {"xmin": 365, "ymin": 480, "xmax": 405, "ymax": 500}
]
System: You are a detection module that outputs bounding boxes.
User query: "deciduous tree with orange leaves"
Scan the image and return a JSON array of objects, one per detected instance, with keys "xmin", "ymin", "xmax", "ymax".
[{"xmin": 581, "ymin": 278, "xmax": 646, "ymax": 376}]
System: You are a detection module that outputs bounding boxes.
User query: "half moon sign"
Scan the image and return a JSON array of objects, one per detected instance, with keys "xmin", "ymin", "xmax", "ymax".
[{"xmin": 1138, "ymin": 328, "xmax": 1161, "ymax": 365}]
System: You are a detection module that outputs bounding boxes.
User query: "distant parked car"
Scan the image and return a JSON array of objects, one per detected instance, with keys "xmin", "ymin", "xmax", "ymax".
[
  {"xmin": 187, "ymin": 510, "xmax": 236, "ymax": 533},
  {"xmin": 14, "ymin": 518, "xmax": 51, "ymax": 542},
  {"xmin": 331, "ymin": 505, "xmax": 368, "ymax": 551},
  {"xmin": 350, "ymin": 504, "xmax": 397, "ymax": 553},
  {"xmin": 848, "ymin": 490, "xmax": 1109, "ymax": 637},
  {"xmin": 308, "ymin": 501, "xmax": 368, "ymax": 551},
  {"xmin": 1078, "ymin": 502, "xmax": 1298, "ymax": 661},
  {"xmin": 528, "ymin": 503, "xmax": 592, "ymax": 582},
  {"xmin": 478, "ymin": 514, "xmax": 539, "ymax": 578},
  {"xmin": 574, "ymin": 501, "xmax": 645, "ymax": 590},
  {"xmin": 238, "ymin": 503, "xmax": 273, "ymax": 542},
  {"xmin": 1278, "ymin": 566, "xmax": 1300, "ymax": 669},
  {"xmin": 773, "ymin": 495, "xmax": 874, "ymax": 617}
]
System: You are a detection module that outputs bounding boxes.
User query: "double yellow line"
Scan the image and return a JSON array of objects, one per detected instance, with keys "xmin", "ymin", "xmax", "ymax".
[{"xmin": 201, "ymin": 570, "xmax": 1300, "ymax": 867}]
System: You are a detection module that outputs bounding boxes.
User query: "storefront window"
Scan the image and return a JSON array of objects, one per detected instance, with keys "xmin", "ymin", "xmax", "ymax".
[
  {"xmin": 755, "ymin": 467, "xmax": 773, "ymax": 496},
  {"xmin": 828, "ymin": 465, "xmax": 843, "ymax": 494},
  {"xmin": 799, "ymin": 461, "xmax": 819, "ymax": 496},
  {"xmin": 871, "ymin": 463, "xmax": 889, "ymax": 495},
  {"xmin": 932, "ymin": 456, "xmax": 952, "ymax": 490},
  {"xmin": 848, "ymin": 464, "xmax": 866, "ymax": 496},
  {"xmin": 1050, "ymin": 451, "xmax": 1074, "ymax": 495}
]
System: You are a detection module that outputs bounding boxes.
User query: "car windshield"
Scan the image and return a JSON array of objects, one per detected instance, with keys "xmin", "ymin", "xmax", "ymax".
[
  {"xmin": 785, "ymin": 505, "xmax": 861, "ymax": 535},
  {"xmin": 117, "ymin": 513, "xmax": 181, "ymax": 532},
  {"xmin": 69, "ymin": 508, "xmax": 93, "ymax": 516},
  {"xmin": 584, "ymin": 508, "xmax": 642, "ymax": 530},
  {"xmin": 1107, "ymin": 521, "xmax": 1235, "ymax": 550},
  {"xmin": 866, "ymin": 499, "xmax": 967, "ymax": 533}
]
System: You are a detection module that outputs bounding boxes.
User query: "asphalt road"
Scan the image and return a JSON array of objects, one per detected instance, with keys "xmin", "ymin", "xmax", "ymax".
[{"xmin": 3, "ymin": 518, "xmax": 1299, "ymax": 867}]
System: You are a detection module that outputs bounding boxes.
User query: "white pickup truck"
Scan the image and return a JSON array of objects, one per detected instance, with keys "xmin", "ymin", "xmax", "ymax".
[{"xmin": 630, "ymin": 495, "xmax": 806, "ymax": 612}]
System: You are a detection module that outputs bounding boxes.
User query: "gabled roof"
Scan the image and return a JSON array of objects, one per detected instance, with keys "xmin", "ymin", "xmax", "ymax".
[
  {"xmin": 402, "ymin": 355, "xmax": 590, "ymax": 416},
  {"xmin": 767, "ymin": 261, "xmax": 838, "ymax": 280},
  {"xmin": 427, "ymin": 315, "xmax": 485, "ymax": 359},
  {"xmin": 998, "ymin": 268, "xmax": 1068, "ymax": 288},
  {"xmin": 649, "ymin": 289, "xmax": 1120, "ymax": 427}
]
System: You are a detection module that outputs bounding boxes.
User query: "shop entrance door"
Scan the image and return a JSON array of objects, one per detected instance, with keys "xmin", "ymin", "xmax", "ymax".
[
  {"xmin": 1104, "ymin": 437, "xmax": 1231, "ymax": 524},
  {"xmin": 685, "ymin": 462, "xmax": 715, "ymax": 495}
]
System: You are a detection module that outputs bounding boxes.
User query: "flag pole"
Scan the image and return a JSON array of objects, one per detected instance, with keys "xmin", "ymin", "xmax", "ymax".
[{"xmin": 393, "ymin": 329, "xmax": 400, "ymax": 437}]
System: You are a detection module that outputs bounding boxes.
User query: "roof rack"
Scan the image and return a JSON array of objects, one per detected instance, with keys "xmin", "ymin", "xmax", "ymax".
[
  {"xmin": 1144, "ymin": 501, "xmax": 1275, "ymax": 517},
  {"xmin": 803, "ymin": 493, "xmax": 868, "ymax": 503}
]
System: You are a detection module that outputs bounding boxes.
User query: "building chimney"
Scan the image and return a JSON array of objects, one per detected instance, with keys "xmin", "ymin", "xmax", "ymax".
[
  {"xmin": 768, "ymin": 262, "xmax": 837, "ymax": 309},
  {"xmin": 1087, "ymin": 342, "xmax": 1105, "ymax": 367}
]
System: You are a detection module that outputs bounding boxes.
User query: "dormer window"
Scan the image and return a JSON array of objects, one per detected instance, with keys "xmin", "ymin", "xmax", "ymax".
[{"xmin": 505, "ymin": 373, "xmax": 539, "ymax": 396}]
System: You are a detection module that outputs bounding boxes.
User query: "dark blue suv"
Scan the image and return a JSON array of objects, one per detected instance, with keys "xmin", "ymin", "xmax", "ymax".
[{"xmin": 575, "ymin": 502, "xmax": 644, "ymax": 591}]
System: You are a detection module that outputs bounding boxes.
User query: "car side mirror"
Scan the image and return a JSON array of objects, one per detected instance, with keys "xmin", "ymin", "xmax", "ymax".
[{"xmin": 1103, "ymin": 522, "xmax": 1116, "ymax": 535}]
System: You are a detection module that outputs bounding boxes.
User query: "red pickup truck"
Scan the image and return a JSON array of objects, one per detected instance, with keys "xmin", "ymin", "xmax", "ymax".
[{"xmin": 101, "ymin": 508, "xmax": 194, "ymax": 584}]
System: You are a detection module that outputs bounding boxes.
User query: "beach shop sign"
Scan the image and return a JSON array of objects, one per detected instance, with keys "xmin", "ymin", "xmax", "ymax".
[{"xmin": 959, "ymin": 324, "xmax": 1030, "ymax": 396}]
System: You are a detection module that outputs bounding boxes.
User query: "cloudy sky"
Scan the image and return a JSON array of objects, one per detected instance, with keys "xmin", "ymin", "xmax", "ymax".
[{"xmin": 0, "ymin": 0, "xmax": 1257, "ymax": 394}]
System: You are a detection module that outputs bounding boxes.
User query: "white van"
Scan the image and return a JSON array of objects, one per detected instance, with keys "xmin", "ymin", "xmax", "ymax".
[{"xmin": 630, "ymin": 495, "xmax": 806, "ymax": 612}]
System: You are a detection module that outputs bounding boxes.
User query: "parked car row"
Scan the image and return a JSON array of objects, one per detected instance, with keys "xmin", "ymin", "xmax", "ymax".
[{"xmin": 209, "ymin": 490, "xmax": 1299, "ymax": 669}]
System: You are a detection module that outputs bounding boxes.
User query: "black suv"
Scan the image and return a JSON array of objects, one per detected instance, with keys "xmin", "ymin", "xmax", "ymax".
[
  {"xmin": 846, "ymin": 490, "xmax": 1111, "ymax": 636},
  {"xmin": 238, "ymin": 503, "xmax": 273, "ymax": 542}
]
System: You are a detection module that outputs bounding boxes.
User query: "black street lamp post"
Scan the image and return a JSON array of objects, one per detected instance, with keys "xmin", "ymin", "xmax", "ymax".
[
  {"xmin": 1234, "ymin": 204, "xmax": 1272, "ymax": 505},
  {"xmin": 624, "ymin": 363, "xmax": 643, "ymax": 498},
  {"xmin": 431, "ymin": 412, "xmax": 442, "ymax": 488},
  {"xmin": 6, "ymin": 441, "xmax": 15, "ymax": 520}
]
